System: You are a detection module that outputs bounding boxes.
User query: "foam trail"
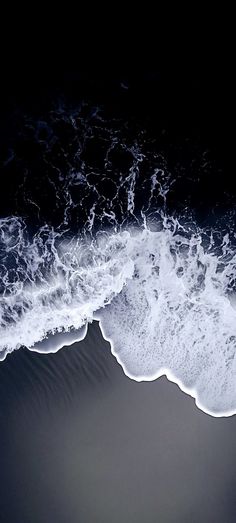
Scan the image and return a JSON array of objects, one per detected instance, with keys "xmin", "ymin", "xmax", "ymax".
[{"xmin": 1, "ymin": 216, "xmax": 236, "ymax": 416}]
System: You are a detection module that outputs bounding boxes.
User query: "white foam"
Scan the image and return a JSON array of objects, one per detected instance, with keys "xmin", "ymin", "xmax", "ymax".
[
  {"xmin": 1, "ymin": 216, "xmax": 236, "ymax": 416},
  {"xmin": 0, "ymin": 218, "xmax": 134, "ymax": 356},
  {"xmin": 96, "ymin": 227, "xmax": 236, "ymax": 417}
]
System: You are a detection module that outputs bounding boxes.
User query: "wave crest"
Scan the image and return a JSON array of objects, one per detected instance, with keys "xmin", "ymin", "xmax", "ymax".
[{"xmin": 1, "ymin": 216, "xmax": 236, "ymax": 415}]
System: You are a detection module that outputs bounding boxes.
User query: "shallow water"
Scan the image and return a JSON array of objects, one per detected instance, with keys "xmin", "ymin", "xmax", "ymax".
[{"xmin": 1, "ymin": 322, "xmax": 236, "ymax": 522}]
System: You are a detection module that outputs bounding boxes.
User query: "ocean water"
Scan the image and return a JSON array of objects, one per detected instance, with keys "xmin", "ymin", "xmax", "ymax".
[{"xmin": 1, "ymin": 96, "xmax": 236, "ymax": 416}]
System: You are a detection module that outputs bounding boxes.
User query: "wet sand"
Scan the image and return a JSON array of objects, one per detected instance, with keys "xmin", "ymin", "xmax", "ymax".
[{"xmin": 0, "ymin": 321, "xmax": 236, "ymax": 522}]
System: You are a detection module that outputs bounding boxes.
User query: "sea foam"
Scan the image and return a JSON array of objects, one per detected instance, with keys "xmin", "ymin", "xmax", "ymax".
[{"xmin": 1, "ymin": 216, "xmax": 236, "ymax": 416}]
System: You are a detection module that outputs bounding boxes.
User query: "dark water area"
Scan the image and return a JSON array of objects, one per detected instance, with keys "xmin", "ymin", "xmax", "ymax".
[
  {"xmin": 0, "ymin": 68, "xmax": 234, "ymax": 231},
  {"xmin": 0, "ymin": 322, "xmax": 236, "ymax": 523}
]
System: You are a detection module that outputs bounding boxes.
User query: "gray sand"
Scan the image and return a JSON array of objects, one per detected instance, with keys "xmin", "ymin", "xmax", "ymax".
[{"xmin": 0, "ymin": 322, "xmax": 236, "ymax": 522}]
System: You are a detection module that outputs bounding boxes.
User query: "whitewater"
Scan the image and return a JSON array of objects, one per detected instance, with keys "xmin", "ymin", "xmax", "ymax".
[{"xmin": 1, "ymin": 213, "xmax": 236, "ymax": 417}]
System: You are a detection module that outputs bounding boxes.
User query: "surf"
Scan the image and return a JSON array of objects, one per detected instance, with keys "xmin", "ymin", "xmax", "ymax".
[{"xmin": 1, "ymin": 214, "xmax": 236, "ymax": 416}]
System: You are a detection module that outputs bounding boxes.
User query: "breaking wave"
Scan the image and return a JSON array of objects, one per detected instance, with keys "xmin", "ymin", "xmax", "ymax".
[{"xmin": 1, "ymin": 215, "xmax": 236, "ymax": 416}]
